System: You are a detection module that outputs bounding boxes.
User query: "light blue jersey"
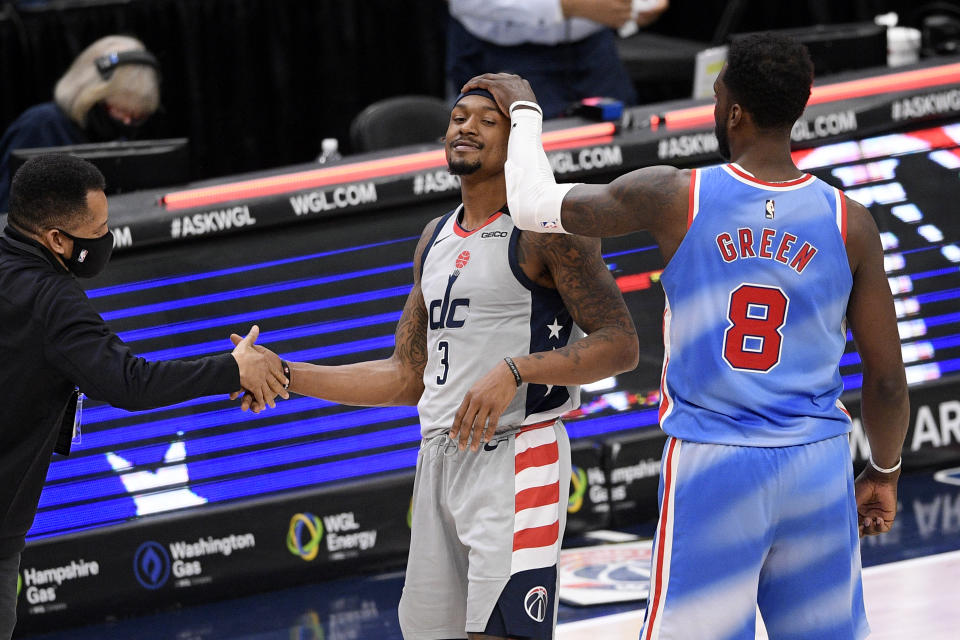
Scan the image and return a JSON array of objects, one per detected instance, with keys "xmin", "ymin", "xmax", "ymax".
[{"xmin": 658, "ymin": 163, "xmax": 853, "ymax": 446}]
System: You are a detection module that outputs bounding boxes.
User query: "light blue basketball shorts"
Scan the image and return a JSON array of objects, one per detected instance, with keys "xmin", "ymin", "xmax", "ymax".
[{"xmin": 640, "ymin": 434, "xmax": 869, "ymax": 640}]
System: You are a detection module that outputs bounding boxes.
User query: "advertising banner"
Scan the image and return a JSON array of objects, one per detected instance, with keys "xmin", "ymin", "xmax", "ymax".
[
  {"xmin": 603, "ymin": 430, "xmax": 669, "ymax": 528},
  {"xmin": 844, "ymin": 379, "xmax": 960, "ymax": 470},
  {"xmin": 15, "ymin": 472, "xmax": 415, "ymax": 633},
  {"xmin": 566, "ymin": 441, "xmax": 611, "ymax": 536}
]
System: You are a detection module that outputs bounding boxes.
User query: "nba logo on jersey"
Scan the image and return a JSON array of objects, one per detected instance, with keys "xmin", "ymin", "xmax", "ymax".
[{"xmin": 765, "ymin": 199, "xmax": 775, "ymax": 219}]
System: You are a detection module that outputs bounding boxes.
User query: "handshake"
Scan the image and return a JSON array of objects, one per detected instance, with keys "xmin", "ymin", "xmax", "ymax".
[{"xmin": 229, "ymin": 325, "xmax": 289, "ymax": 412}]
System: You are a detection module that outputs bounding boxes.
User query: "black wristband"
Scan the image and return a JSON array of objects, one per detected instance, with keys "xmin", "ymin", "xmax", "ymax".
[
  {"xmin": 281, "ymin": 360, "xmax": 291, "ymax": 391},
  {"xmin": 504, "ymin": 356, "xmax": 522, "ymax": 387}
]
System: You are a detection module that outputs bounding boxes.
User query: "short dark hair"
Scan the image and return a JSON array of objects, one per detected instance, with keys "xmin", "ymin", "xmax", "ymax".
[
  {"xmin": 8, "ymin": 154, "xmax": 106, "ymax": 232},
  {"xmin": 723, "ymin": 33, "xmax": 814, "ymax": 130}
]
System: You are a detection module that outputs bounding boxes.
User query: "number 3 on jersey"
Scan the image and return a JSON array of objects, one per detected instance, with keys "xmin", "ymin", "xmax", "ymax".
[
  {"xmin": 722, "ymin": 283, "xmax": 789, "ymax": 372},
  {"xmin": 437, "ymin": 341, "xmax": 450, "ymax": 385}
]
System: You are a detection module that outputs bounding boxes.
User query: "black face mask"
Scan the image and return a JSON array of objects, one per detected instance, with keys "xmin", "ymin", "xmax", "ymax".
[
  {"xmin": 85, "ymin": 102, "xmax": 144, "ymax": 142},
  {"xmin": 57, "ymin": 229, "xmax": 114, "ymax": 278}
]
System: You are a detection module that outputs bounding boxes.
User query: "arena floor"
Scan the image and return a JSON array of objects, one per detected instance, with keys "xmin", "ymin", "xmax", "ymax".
[{"xmin": 21, "ymin": 465, "xmax": 960, "ymax": 640}]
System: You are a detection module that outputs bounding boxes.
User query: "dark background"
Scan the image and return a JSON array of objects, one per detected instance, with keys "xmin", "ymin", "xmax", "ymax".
[{"xmin": 0, "ymin": 0, "xmax": 937, "ymax": 180}]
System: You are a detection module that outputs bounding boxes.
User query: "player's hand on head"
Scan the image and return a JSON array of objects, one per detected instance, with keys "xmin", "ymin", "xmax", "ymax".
[
  {"xmin": 460, "ymin": 73, "xmax": 538, "ymax": 117},
  {"xmin": 449, "ymin": 360, "xmax": 519, "ymax": 452},
  {"xmin": 854, "ymin": 465, "xmax": 900, "ymax": 537}
]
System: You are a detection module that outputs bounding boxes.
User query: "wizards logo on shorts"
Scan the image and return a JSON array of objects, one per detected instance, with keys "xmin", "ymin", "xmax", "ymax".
[{"xmin": 524, "ymin": 585, "xmax": 549, "ymax": 622}]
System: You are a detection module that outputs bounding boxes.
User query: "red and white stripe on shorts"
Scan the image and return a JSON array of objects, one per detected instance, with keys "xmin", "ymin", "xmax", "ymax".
[
  {"xmin": 644, "ymin": 437, "xmax": 681, "ymax": 640},
  {"xmin": 511, "ymin": 420, "xmax": 561, "ymax": 575}
]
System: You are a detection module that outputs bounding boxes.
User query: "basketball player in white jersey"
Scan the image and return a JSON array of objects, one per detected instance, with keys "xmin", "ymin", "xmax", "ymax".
[
  {"xmin": 237, "ymin": 89, "xmax": 638, "ymax": 639},
  {"xmin": 463, "ymin": 32, "xmax": 909, "ymax": 640}
]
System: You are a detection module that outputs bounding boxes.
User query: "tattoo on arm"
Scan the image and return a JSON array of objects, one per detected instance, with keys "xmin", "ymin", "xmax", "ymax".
[
  {"xmin": 394, "ymin": 285, "xmax": 428, "ymax": 376},
  {"xmin": 391, "ymin": 216, "xmax": 441, "ymax": 377},
  {"xmin": 562, "ymin": 166, "xmax": 688, "ymax": 240},
  {"xmin": 518, "ymin": 232, "xmax": 637, "ymax": 366}
]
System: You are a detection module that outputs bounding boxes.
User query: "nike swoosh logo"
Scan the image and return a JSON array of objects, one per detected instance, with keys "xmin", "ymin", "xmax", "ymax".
[
  {"xmin": 433, "ymin": 234, "xmax": 452, "ymax": 247},
  {"xmin": 483, "ymin": 438, "xmax": 507, "ymax": 452}
]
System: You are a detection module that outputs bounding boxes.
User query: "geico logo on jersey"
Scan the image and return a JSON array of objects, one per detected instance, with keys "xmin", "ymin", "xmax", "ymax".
[{"xmin": 480, "ymin": 230, "xmax": 508, "ymax": 238}]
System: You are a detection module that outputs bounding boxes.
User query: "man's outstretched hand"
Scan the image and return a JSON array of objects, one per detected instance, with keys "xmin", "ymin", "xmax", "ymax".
[{"xmin": 230, "ymin": 325, "xmax": 288, "ymax": 412}]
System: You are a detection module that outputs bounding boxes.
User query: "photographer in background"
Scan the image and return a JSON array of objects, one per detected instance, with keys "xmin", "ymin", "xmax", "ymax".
[{"xmin": 0, "ymin": 34, "xmax": 161, "ymax": 211}]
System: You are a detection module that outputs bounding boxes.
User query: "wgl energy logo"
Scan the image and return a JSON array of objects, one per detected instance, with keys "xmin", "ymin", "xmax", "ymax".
[
  {"xmin": 286, "ymin": 511, "xmax": 377, "ymax": 561},
  {"xmin": 287, "ymin": 513, "xmax": 324, "ymax": 561},
  {"xmin": 133, "ymin": 541, "xmax": 170, "ymax": 590}
]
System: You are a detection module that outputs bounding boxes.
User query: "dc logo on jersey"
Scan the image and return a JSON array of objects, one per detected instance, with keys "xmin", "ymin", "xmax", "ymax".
[
  {"xmin": 524, "ymin": 585, "xmax": 549, "ymax": 622},
  {"xmin": 429, "ymin": 272, "xmax": 470, "ymax": 329},
  {"xmin": 455, "ymin": 250, "xmax": 470, "ymax": 270}
]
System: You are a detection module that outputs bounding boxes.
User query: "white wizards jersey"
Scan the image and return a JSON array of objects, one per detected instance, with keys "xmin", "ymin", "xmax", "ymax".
[{"xmin": 417, "ymin": 205, "xmax": 582, "ymax": 439}]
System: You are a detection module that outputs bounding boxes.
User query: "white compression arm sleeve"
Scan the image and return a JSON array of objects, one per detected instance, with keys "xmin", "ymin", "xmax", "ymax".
[{"xmin": 506, "ymin": 104, "xmax": 580, "ymax": 233}]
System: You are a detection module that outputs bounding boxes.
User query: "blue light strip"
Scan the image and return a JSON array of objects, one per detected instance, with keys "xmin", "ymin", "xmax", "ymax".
[
  {"xmin": 39, "ymin": 423, "xmax": 422, "ymax": 509},
  {"xmin": 917, "ymin": 287, "xmax": 960, "ymax": 304},
  {"xmin": 114, "ymin": 285, "xmax": 411, "ymax": 343},
  {"xmin": 87, "ymin": 236, "xmax": 646, "ymax": 303},
  {"xmin": 88, "ymin": 235, "xmax": 419, "ymax": 298},
  {"xmin": 98, "ymin": 246, "xmax": 657, "ymax": 323},
  {"xmin": 32, "ymin": 407, "xmax": 660, "ymax": 537},
  {"xmin": 565, "ymin": 409, "xmax": 659, "ymax": 439},
  {"xmin": 939, "ymin": 357, "xmax": 960, "ymax": 374},
  {"xmin": 602, "ymin": 245, "xmax": 658, "ymax": 259},
  {"xmin": 74, "ymin": 397, "xmax": 337, "ymax": 449},
  {"xmin": 138, "ymin": 334, "xmax": 395, "ymax": 364},
  {"xmin": 909, "ymin": 266, "xmax": 960, "ymax": 282},
  {"xmin": 30, "ymin": 447, "xmax": 421, "ymax": 538},
  {"xmin": 267, "ymin": 336, "xmax": 396, "ymax": 365},
  {"xmin": 132, "ymin": 313, "xmax": 401, "ymax": 360},
  {"xmin": 81, "ymin": 393, "xmax": 237, "ymax": 426},
  {"xmin": 46, "ymin": 405, "xmax": 421, "ymax": 483},
  {"xmin": 924, "ymin": 311, "xmax": 960, "ymax": 328},
  {"xmin": 840, "ymin": 332, "xmax": 960, "ymax": 367},
  {"xmin": 843, "ymin": 373, "xmax": 863, "ymax": 391},
  {"xmin": 101, "ymin": 262, "xmax": 412, "ymax": 321}
]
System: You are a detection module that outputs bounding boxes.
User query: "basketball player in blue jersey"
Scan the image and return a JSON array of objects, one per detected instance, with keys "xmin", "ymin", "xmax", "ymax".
[
  {"xmin": 236, "ymin": 90, "xmax": 638, "ymax": 639},
  {"xmin": 464, "ymin": 33, "xmax": 909, "ymax": 640}
]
